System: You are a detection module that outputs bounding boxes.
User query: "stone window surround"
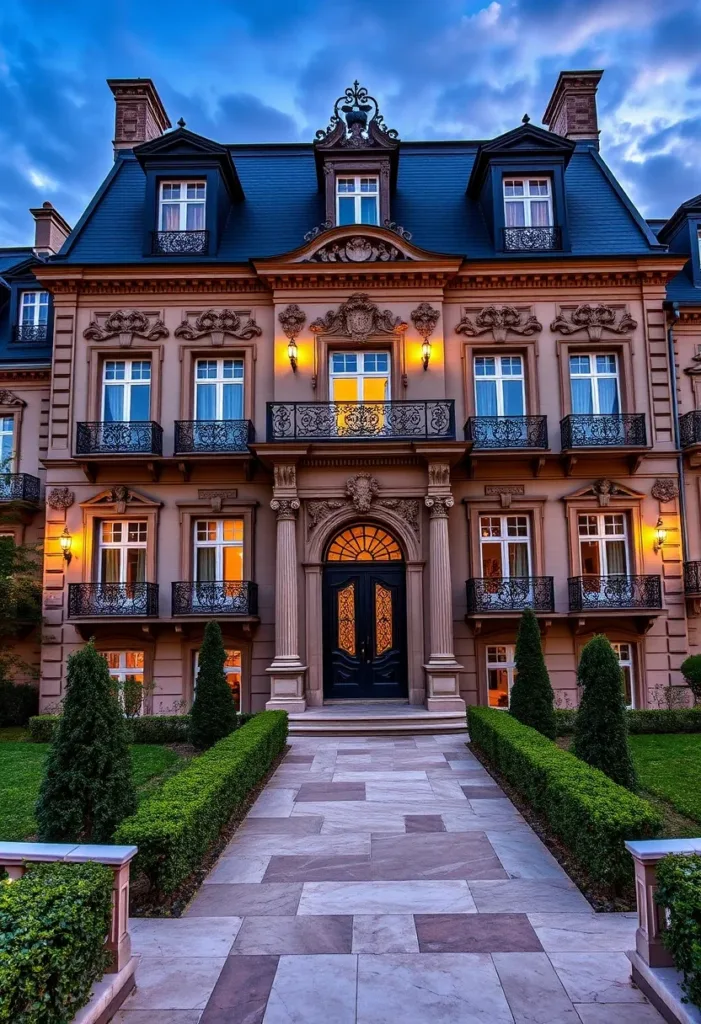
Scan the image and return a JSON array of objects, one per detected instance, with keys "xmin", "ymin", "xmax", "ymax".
[
  {"xmin": 175, "ymin": 501, "xmax": 257, "ymax": 582},
  {"xmin": 313, "ymin": 335, "xmax": 406, "ymax": 401},
  {"xmin": 465, "ymin": 497, "xmax": 547, "ymax": 579},
  {"xmin": 181, "ymin": 636, "xmax": 252, "ymax": 713},
  {"xmin": 563, "ymin": 494, "xmax": 645, "ymax": 578},
  {"xmin": 323, "ymin": 157, "xmax": 391, "ymax": 228},
  {"xmin": 556, "ymin": 336, "xmax": 636, "ymax": 418},
  {"xmin": 80, "ymin": 501, "xmax": 160, "ymax": 584},
  {"xmin": 460, "ymin": 337, "xmax": 540, "ymax": 420},
  {"xmin": 0, "ymin": 402, "xmax": 25, "ymax": 474},
  {"xmin": 177, "ymin": 340, "xmax": 256, "ymax": 422},
  {"xmin": 86, "ymin": 342, "xmax": 165, "ymax": 424}
]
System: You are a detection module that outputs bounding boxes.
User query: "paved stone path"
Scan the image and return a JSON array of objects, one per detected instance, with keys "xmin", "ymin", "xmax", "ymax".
[{"xmin": 115, "ymin": 733, "xmax": 664, "ymax": 1023}]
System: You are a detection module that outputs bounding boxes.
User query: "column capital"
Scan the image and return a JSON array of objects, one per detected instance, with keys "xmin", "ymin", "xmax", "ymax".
[
  {"xmin": 271, "ymin": 497, "xmax": 300, "ymax": 520},
  {"xmin": 425, "ymin": 495, "xmax": 454, "ymax": 518}
]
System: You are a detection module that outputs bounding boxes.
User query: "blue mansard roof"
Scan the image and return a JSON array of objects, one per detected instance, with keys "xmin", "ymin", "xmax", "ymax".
[{"xmin": 53, "ymin": 133, "xmax": 662, "ymax": 265}]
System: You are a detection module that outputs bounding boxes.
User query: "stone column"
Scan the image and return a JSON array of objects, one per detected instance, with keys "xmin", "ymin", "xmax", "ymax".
[{"xmin": 266, "ymin": 495, "xmax": 307, "ymax": 712}]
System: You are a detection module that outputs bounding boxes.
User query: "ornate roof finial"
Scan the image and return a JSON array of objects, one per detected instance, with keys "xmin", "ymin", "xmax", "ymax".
[
  {"xmin": 177, "ymin": 117, "xmax": 186, "ymax": 128},
  {"xmin": 522, "ymin": 113, "xmax": 530, "ymax": 124},
  {"xmin": 315, "ymin": 81, "xmax": 399, "ymax": 148}
]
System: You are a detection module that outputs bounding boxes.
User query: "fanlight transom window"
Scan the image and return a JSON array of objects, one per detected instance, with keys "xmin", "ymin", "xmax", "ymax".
[{"xmin": 326, "ymin": 524, "xmax": 402, "ymax": 562}]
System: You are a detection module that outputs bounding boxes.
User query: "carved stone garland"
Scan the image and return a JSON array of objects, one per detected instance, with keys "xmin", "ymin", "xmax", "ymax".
[
  {"xmin": 310, "ymin": 293, "xmax": 407, "ymax": 345},
  {"xmin": 47, "ymin": 487, "xmax": 74, "ymax": 511},
  {"xmin": 550, "ymin": 304, "xmax": 637, "ymax": 340},
  {"xmin": 83, "ymin": 310, "xmax": 169, "ymax": 348},
  {"xmin": 455, "ymin": 305, "xmax": 542, "ymax": 343},
  {"xmin": 651, "ymin": 479, "xmax": 679, "ymax": 503},
  {"xmin": 303, "ymin": 236, "xmax": 410, "ymax": 263},
  {"xmin": 174, "ymin": 309, "xmax": 262, "ymax": 346}
]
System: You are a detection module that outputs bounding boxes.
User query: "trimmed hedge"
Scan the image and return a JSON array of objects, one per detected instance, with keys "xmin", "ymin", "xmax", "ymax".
[
  {"xmin": 468, "ymin": 707, "xmax": 662, "ymax": 888},
  {"xmin": 28, "ymin": 714, "xmax": 193, "ymax": 745},
  {"xmin": 554, "ymin": 707, "xmax": 701, "ymax": 736},
  {"xmin": 0, "ymin": 682, "xmax": 38, "ymax": 727},
  {"xmin": 114, "ymin": 709, "xmax": 287, "ymax": 894},
  {"xmin": 656, "ymin": 853, "xmax": 701, "ymax": 1009},
  {"xmin": 0, "ymin": 861, "xmax": 113, "ymax": 1024}
]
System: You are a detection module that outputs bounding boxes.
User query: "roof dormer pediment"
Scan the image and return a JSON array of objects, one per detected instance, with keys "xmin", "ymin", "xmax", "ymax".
[
  {"xmin": 134, "ymin": 126, "xmax": 243, "ymax": 199},
  {"xmin": 468, "ymin": 121, "xmax": 575, "ymax": 197},
  {"xmin": 256, "ymin": 225, "xmax": 458, "ymax": 266}
]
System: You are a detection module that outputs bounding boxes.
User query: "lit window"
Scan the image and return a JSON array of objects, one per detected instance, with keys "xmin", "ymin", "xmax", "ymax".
[
  {"xmin": 103, "ymin": 650, "xmax": 145, "ymax": 716},
  {"xmin": 193, "ymin": 648, "xmax": 241, "ymax": 710},
  {"xmin": 99, "ymin": 521, "xmax": 147, "ymax": 584},
  {"xmin": 329, "ymin": 351, "xmax": 390, "ymax": 402},
  {"xmin": 611, "ymin": 641, "xmax": 635, "ymax": 708},
  {"xmin": 195, "ymin": 358, "xmax": 244, "ymax": 420},
  {"xmin": 102, "ymin": 360, "xmax": 151, "ymax": 422},
  {"xmin": 503, "ymin": 178, "xmax": 552, "ymax": 227},
  {"xmin": 487, "ymin": 644, "xmax": 517, "ymax": 708},
  {"xmin": 336, "ymin": 176, "xmax": 379, "ymax": 226},
  {"xmin": 480, "ymin": 515, "xmax": 531, "ymax": 580},
  {"xmin": 159, "ymin": 181, "xmax": 206, "ymax": 231},
  {"xmin": 19, "ymin": 291, "xmax": 49, "ymax": 326},
  {"xmin": 193, "ymin": 519, "xmax": 244, "ymax": 581}
]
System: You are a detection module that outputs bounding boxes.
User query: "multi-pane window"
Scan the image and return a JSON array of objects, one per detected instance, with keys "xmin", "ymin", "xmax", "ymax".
[
  {"xmin": 503, "ymin": 178, "xmax": 552, "ymax": 227},
  {"xmin": 19, "ymin": 291, "xmax": 49, "ymax": 326},
  {"xmin": 336, "ymin": 176, "xmax": 379, "ymax": 226},
  {"xmin": 578, "ymin": 513, "xmax": 628, "ymax": 576},
  {"xmin": 194, "ymin": 519, "xmax": 243, "ymax": 581},
  {"xmin": 0, "ymin": 417, "xmax": 14, "ymax": 468},
  {"xmin": 474, "ymin": 355, "xmax": 525, "ymax": 416},
  {"xmin": 612, "ymin": 642, "xmax": 635, "ymax": 708},
  {"xmin": 330, "ymin": 352, "xmax": 390, "ymax": 402},
  {"xmin": 487, "ymin": 645, "xmax": 517, "ymax": 709},
  {"xmin": 195, "ymin": 359, "xmax": 244, "ymax": 420},
  {"xmin": 480, "ymin": 515, "xmax": 531, "ymax": 579},
  {"xmin": 103, "ymin": 651, "xmax": 145, "ymax": 716},
  {"xmin": 102, "ymin": 360, "xmax": 151, "ymax": 422},
  {"xmin": 98, "ymin": 521, "xmax": 147, "ymax": 584},
  {"xmin": 569, "ymin": 354, "xmax": 620, "ymax": 415},
  {"xmin": 193, "ymin": 648, "xmax": 241, "ymax": 710},
  {"xmin": 159, "ymin": 181, "xmax": 206, "ymax": 231}
]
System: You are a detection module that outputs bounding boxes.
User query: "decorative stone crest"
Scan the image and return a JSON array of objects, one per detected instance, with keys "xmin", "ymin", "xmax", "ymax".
[
  {"xmin": 174, "ymin": 309, "xmax": 262, "ymax": 346},
  {"xmin": 484, "ymin": 484, "xmax": 525, "ymax": 509},
  {"xmin": 47, "ymin": 487, "xmax": 74, "ymax": 510},
  {"xmin": 651, "ymin": 479, "xmax": 679, "ymax": 503},
  {"xmin": 110, "ymin": 485, "xmax": 131, "ymax": 514},
  {"xmin": 270, "ymin": 498, "xmax": 300, "ymax": 520},
  {"xmin": 550, "ymin": 304, "xmax": 637, "ymax": 340},
  {"xmin": 425, "ymin": 495, "xmax": 454, "ymax": 518},
  {"xmin": 593, "ymin": 479, "xmax": 619, "ymax": 507},
  {"xmin": 198, "ymin": 488, "xmax": 238, "ymax": 512},
  {"xmin": 83, "ymin": 310, "xmax": 168, "ymax": 348},
  {"xmin": 304, "ymin": 236, "xmax": 409, "ymax": 263},
  {"xmin": 310, "ymin": 293, "xmax": 407, "ymax": 345},
  {"xmin": 315, "ymin": 80, "xmax": 399, "ymax": 149},
  {"xmin": 410, "ymin": 302, "xmax": 440, "ymax": 342},
  {"xmin": 346, "ymin": 474, "xmax": 379, "ymax": 512},
  {"xmin": 455, "ymin": 305, "xmax": 542, "ymax": 343},
  {"xmin": 278, "ymin": 305, "xmax": 306, "ymax": 342}
]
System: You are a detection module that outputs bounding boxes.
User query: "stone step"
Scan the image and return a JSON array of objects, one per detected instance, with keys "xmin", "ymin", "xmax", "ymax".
[{"xmin": 288, "ymin": 705, "xmax": 467, "ymax": 736}]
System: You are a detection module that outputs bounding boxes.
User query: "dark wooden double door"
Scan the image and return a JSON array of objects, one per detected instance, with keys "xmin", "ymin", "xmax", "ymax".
[{"xmin": 323, "ymin": 563, "xmax": 407, "ymax": 699}]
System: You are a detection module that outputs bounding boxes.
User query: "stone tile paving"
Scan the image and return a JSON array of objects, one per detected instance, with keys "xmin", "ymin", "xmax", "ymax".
[{"xmin": 115, "ymin": 733, "xmax": 664, "ymax": 1023}]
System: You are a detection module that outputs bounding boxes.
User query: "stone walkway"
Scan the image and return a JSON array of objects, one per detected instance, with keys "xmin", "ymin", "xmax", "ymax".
[{"xmin": 115, "ymin": 733, "xmax": 664, "ymax": 1023}]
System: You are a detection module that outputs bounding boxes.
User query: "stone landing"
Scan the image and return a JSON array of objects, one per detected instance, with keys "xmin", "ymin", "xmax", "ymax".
[{"xmin": 288, "ymin": 701, "xmax": 468, "ymax": 736}]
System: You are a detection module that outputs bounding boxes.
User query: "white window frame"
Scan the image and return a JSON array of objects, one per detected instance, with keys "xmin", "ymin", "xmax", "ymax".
[
  {"xmin": 193, "ymin": 519, "xmax": 244, "ymax": 581},
  {"xmin": 335, "ymin": 175, "xmax": 379, "ymax": 226},
  {"xmin": 159, "ymin": 180, "xmax": 206, "ymax": 232},
  {"xmin": 0, "ymin": 416, "xmax": 15, "ymax": 469},
  {"xmin": 329, "ymin": 351, "xmax": 391, "ymax": 401},
  {"xmin": 194, "ymin": 358, "xmax": 244, "ymax": 421},
  {"xmin": 479, "ymin": 514, "xmax": 531, "ymax": 579},
  {"xmin": 474, "ymin": 355, "xmax": 525, "ymax": 416},
  {"xmin": 98, "ymin": 520, "xmax": 148, "ymax": 584},
  {"xmin": 569, "ymin": 353, "xmax": 620, "ymax": 415},
  {"xmin": 19, "ymin": 290, "xmax": 49, "ymax": 326},
  {"xmin": 577, "ymin": 512, "xmax": 629, "ymax": 577},
  {"xmin": 611, "ymin": 641, "xmax": 636, "ymax": 709},
  {"xmin": 486, "ymin": 644, "xmax": 517, "ymax": 709},
  {"xmin": 101, "ymin": 359, "xmax": 152, "ymax": 421},
  {"xmin": 503, "ymin": 177, "xmax": 553, "ymax": 227}
]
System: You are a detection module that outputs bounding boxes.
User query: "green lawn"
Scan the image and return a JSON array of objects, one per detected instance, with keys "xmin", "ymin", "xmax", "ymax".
[
  {"xmin": 629, "ymin": 734, "xmax": 701, "ymax": 825},
  {"xmin": 0, "ymin": 741, "xmax": 185, "ymax": 842}
]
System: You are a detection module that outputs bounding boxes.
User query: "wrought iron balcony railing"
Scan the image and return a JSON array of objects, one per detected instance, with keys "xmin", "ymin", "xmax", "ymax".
[
  {"xmin": 12, "ymin": 325, "xmax": 49, "ymax": 345},
  {"xmin": 76, "ymin": 421, "xmax": 163, "ymax": 456},
  {"xmin": 503, "ymin": 226, "xmax": 562, "ymax": 252},
  {"xmin": 679, "ymin": 411, "xmax": 701, "ymax": 449},
  {"xmin": 560, "ymin": 413, "xmax": 647, "ymax": 449},
  {"xmin": 172, "ymin": 580, "xmax": 258, "ymax": 616},
  {"xmin": 174, "ymin": 419, "xmax": 254, "ymax": 454},
  {"xmin": 684, "ymin": 561, "xmax": 701, "ymax": 597},
  {"xmin": 68, "ymin": 582, "xmax": 159, "ymax": 618},
  {"xmin": 464, "ymin": 415, "xmax": 548, "ymax": 450},
  {"xmin": 466, "ymin": 576, "xmax": 554, "ymax": 613},
  {"xmin": 568, "ymin": 574, "xmax": 662, "ymax": 612},
  {"xmin": 266, "ymin": 400, "xmax": 455, "ymax": 442},
  {"xmin": 152, "ymin": 230, "xmax": 209, "ymax": 255},
  {"xmin": 0, "ymin": 474, "xmax": 41, "ymax": 503}
]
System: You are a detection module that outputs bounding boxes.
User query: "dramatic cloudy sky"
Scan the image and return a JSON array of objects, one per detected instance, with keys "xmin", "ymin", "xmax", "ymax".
[{"xmin": 0, "ymin": 0, "xmax": 700, "ymax": 246}]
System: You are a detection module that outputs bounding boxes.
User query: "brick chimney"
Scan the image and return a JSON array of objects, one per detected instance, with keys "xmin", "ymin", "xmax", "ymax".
[
  {"xmin": 543, "ymin": 70, "xmax": 604, "ymax": 145},
  {"xmin": 107, "ymin": 78, "xmax": 171, "ymax": 154},
  {"xmin": 29, "ymin": 202, "xmax": 72, "ymax": 255}
]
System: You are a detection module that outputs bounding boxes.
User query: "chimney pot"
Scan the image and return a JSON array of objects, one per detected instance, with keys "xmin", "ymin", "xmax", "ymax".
[
  {"xmin": 107, "ymin": 78, "xmax": 171, "ymax": 155},
  {"xmin": 29, "ymin": 203, "xmax": 72, "ymax": 255},
  {"xmin": 543, "ymin": 70, "xmax": 604, "ymax": 146}
]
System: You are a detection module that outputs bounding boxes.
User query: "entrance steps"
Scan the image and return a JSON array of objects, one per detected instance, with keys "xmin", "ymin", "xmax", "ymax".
[{"xmin": 288, "ymin": 701, "xmax": 467, "ymax": 736}]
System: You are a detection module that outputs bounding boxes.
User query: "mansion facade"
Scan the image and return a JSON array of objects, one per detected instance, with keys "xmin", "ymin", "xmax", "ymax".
[{"xmin": 3, "ymin": 71, "xmax": 701, "ymax": 720}]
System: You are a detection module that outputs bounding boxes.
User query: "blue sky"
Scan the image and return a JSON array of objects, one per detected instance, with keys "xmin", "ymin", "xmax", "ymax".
[{"xmin": 0, "ymin": 0, "xmax": 700, "ymax": 246}]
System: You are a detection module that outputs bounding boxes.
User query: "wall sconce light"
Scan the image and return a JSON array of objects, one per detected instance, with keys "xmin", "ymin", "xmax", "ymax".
[
  {"xmin": 59, "ymin": 526, "xmax": 72, "ymax": 564},
  {"xmin": 421, "ymin": 339, "xmax": 431, "ymax": 371},
  {"xmin": 411, "ymin": 301, "xmax": 440, "ymax": 374},
  {"xmin": 287, "ymin": 339, "xmax": 298, "ymax": 373},
  {"xmin": 654, "ymin": 516, "xmax": 667, "ymax": 553},
  {"xmin": 279, "ymin": 304, "xmax": 306, "ymax": 375}
]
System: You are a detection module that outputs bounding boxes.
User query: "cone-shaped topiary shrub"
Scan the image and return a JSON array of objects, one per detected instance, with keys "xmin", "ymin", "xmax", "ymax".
[
  {"xmin": 189, "ymin": 620, "xmax": 238, "ymax": 750},
  {"xmin": 573, "ymin": 633, "xmax": 637, "ymax": 789},
  {"xmin": 36, "ymin": 640, "xmax": 136, "ymax": 842},
  {"xmin": 509, "ymin": 606, "xmax": 556, "ymax": 739},
  {"xmin": 681, "ymin": 653, "xmax": 701, "ymax": 706}
]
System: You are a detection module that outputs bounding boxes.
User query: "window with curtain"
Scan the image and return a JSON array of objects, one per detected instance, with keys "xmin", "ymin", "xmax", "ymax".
[
  {"xmin": 487, "ymin": 645, "xmax": 517, "ymax": 708},
  {"xmin": 336, "ymin": 176, "xmax": 379, "ymax": 225},
  {"xmin": 102, "ymin": 360, "xmax": 151, "ymax": 422},
  {"xmin": 98, "ymin": 521, "xmax": 147, "ymax": 584},
  {"xmin": 0, "ymin": 417, "xmax": 14, "ymax": 468},
  {"xmin": 569, "ymin": 353, "xmax": 620, "ymax": 415},
  {"xmin": 19, "ymin": 291, "xmax": 49, "ymax": 326},
  {"xmin": 194, "ymin": 519, "xmax": 244, "ymax": 581},
  {"xmin": 503, "ymin": 178, "xmax": 552, "ymax": 227},
  {"xmin": 159, "ymin": 181, "xmax": 206, "ymax": 231},
  {"xmin": 194, "ymin": 359, "xmax": 244, "ymax": 420},
  {"xmin": 611, "ymin": 641, "xmax": 635, "ymax": 708},
  {"xmin": 480, "ymin": 515, "xmax": 531, "ymax": 580},
  {"xmin": 578, "ymin": 513, "xmax": 628, "ymax": 577},
  {"xmin": 193, "ymin": 648, "xmax": 241, "ymax": 710},
  {"xmin": 474, "ymin": 355, "xmax": 525, "ymax": 416}
]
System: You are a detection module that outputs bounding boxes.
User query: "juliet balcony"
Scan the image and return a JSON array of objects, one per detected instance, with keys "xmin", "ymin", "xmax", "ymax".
[
  {"xmin": 67, "ymin": 582, "xmax": 159, "ymax": 619},
  {"xmin": 266, "ymin": 400, "xmax": 456, "ymax": 442},
  {"xmin": 174, "ymin": 420, "xmax": 255, "ymax": 455},
  {"xmin": 76, "ymin": 422, "xmax": 163, "ymax": 457},
  {"xmin": 151, "ymin": 230, "xmax": 209, "ymax": 256},
  {"xmin": 12, "ymin": 325, "xmax": 49, "ymax": 346},
  {"xmin": 466, "ymin": 576, "xmax": 555, "ymax": 614},
  {"xmin": 171, "ymin": 581, "xmax": 259, "ymax": 617},
  {"xmin": 0, "ymin": 473, "xmax": 41, "ymax": 504},
  {"xmin": 560, "ymin": 414, "xmax": 647, "ymax": 450},
  {"xmin": 464, "ymin": 415, "xmax": 548, "ymax": 450},
  {"xmin": 568, "ymin": 575, "xmax": 662, "ymax": 613},
  {"xmin": 679, "ymin": 411, "xmax": 701, "ymax": 450},
  {"xmin": 503, "ymin": 226, "xmax": 562, "ymax": 252}
]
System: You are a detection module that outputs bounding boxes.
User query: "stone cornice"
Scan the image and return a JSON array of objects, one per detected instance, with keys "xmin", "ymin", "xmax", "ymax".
[{"xmin": 0, "ymin": 367, "xmax": 51, "ymax": 384}]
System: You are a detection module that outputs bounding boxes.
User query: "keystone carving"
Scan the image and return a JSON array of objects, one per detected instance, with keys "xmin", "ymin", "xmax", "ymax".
[
  {"xmin": 310, "ymin": 293, "xmax": 407, "ymax": 345},
  {"xmin": 47, "ymin": 487, "xmax": 74, "ymax": 510},
  {"xmin": 174, "ymin": 309, "xmax": 262, "ymax": 346},
  {"xmin": 410, "ymin": 302, "xmax": 440, "ymax": 341},
  {"xmin": 198, "ymin": 488, "xmax": 238, "ymax": 511},
  {"xmin": 484, "ymin": 484, "xmax": 525, "ymax": 509},
  {"xmin": 304, "ymin": 236, "xmax": 409, "ymax": 263},
  {"xmin": 455, "ymin": 305, "xmax": 542, "ymax": 343},
  {"xmin": 306, "ymin": 494, "xmax": 420, "ymax": 535},
  {"xmin": 346, "ymin": 473, "xmax": 379, "ymax": 512},
  {"xmin": 550, "ymin": 303, "xmax": 637, "ymax": 340},
  {"xmin": 278, "ymin": 304, "xmax": 306, "ymax": 341},
  {"xmin": 110, "ymin": 485, "xmax": 131, "ymax": 514},
  {"xmin": 651, "ymin": 479, "xmax": 679, "ymax": 503},
  {"xmin": 593, "ymin": 479, "xmax": 619, "ymax": 507},
  {"xmin": 83, "ymin": 310, "xmax": 168, "ymax": 348}
]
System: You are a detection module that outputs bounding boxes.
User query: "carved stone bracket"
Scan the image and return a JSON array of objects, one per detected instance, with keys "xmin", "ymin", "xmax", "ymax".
[
  {"xmin": 455, "ymin": 305, "xmax": 542, "ymax": 343},
  {"xmin": 651, "ymin": 479, "xmax": 679, "ymax": 503},
  {"xmin": 550, "ymin": 303, "xmax": 637, "ymax": 340},
  {"xmin": 47, "ymin": 487, "xmax": 74, "ymax": 510},
  {"xmin": 304, "ymin": 236, "xmax": 410, "ymax": 263},
  {"xmin": 174, "ymin": 309, "xmax": 262, "ymax": 346},
  {"xmin": 484, "ymin": 484, "xmax": 525, "ymax": 509},
  {"xmin": 198, "ymin": 488, "xmax": 238, "ymax": 512},
  {"xmin": 278, "ymin": 305, "xmax": 306, "ymax": 342},
  {"xmin": 410, "ymin": 302, "xmax": 440, "ymax": 341},
  {"xmin": 425, "ymin": 495, "xmax": 454, "ymax": 519},
  {"xmin": 310, "ymin": 293, "xmax": 407, "ymax": 345},
  {"xmin": 271, "ymin": 498, "xmax": 300, "ymax": 521},
  {"xmin": 83, "ymin": 310, "xmax": 168, "ymax": 348}
]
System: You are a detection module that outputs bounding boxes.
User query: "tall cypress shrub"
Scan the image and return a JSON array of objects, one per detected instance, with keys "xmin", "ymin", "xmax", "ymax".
[
  {"xmin": 573, "ymin": 634, "xmax": 637, "ymax": 789},
  {"xmin": 509, "ymin": 606, "xmax": 556, "ymax": 738},
  {"xmin": 36, "ymin": 640, "xmax": 136, "ymax": 842},
  {"xmin": 189, "ymin": 620, "xmax": 238, "ymax": 750}
]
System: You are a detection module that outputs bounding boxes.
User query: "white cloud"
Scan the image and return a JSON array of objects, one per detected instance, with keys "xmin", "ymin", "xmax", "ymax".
[{"xmin": 26, "ymin": 167, "xmax": 58, "ymax": 191}]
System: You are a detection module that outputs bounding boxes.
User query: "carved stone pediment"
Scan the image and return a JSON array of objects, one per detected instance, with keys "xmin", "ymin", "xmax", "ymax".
[
  {"xmin": 310, "ymin": 293, "xmax": 407, "ymax": 344},
  {"xmin": 564, "ymin": 479, "xmax": 644, "ymax": 507},
  {"xmin": 455, "ymin": 305, "xmax": 542, "ymax": 342},
  {"xmin": 550, "ymin": 303, "xmax": 637, "ymax": 340},
  {"xmin": 303, "ymin": 234, "xmax": 411, "ymax": 263},
  {"xmin": 0, "ymin": 388, "xmax": 26, "ymax": 408},
  {"xmin": 83, "ymin": 310, "xmax": 168, "ymax": 348},
  {"xmin": 174, "ymin": 309, "xmax": 262, "ymax": 346},
  {"xmin": 80, "ymin": 486, "xmax": 161, "ymax": 513}
]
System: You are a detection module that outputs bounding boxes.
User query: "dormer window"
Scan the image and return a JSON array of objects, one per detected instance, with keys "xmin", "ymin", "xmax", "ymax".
[
  {"xmin": 336, "ymin": 176, "xmax": 379, "ymax": 226},
  {"xmin": 155, "ymin": 180, "xmax": 208, "ymax": 254},
  {"xmin": 16, "ymin": 290, "xmax": 49, "ymax": 344},
  {"xmin": 504, "ymin": 178, "xmax": 552, "ymax": 228}
]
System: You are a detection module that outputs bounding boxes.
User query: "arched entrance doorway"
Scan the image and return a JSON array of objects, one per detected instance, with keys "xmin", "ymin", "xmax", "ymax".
[{"xmin": 322, "ymin": 523, "xmax": 408, "ymax": 700}]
